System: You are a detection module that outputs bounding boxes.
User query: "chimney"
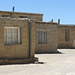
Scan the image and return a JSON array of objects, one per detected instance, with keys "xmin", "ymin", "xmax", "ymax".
[
  {"xmin": 12, "ymin": 6, "xmax": 15, "ymax": 18},
  {"xmin": 51, "ymin": 19, "xmax": 53, "ymax": 23},
  {"xmin": 58, "ymin": 19, "xmax": 60, "ymax": 25}
]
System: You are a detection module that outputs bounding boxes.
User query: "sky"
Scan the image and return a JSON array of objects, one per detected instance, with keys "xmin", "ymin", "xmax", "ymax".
[{"xmin": 0, "ymin": 0, "xmax": 75, "ymax": 24}]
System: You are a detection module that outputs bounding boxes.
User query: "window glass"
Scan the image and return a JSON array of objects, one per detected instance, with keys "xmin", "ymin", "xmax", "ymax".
[
  {"xmin": 38, "ymin": 31, "xmax": 47, "ymax": 44},
  {"xmin": 65, "ymin": 29, "xmax": 70, "ymax": 41},
  {"xmin": 4, "ymin": 27, "xmax": 20, "ymax": 44}
]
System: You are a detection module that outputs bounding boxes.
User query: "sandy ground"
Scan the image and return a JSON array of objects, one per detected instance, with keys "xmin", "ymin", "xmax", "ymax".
[{"xmin": 0, "ymin": 49, "xmax": 75, "ymax": 75}]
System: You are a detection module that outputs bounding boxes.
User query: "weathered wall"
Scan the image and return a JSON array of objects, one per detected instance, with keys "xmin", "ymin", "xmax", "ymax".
[
  {"xmin": 58, "ymin": 25, "xmax": 75, "ymax": 48},
  {"xmin": 35, "ymin": 22, "xmax": 58, "ymax": 53},
  {"xmin": 0, "ymin": 11, "xmax": 43, "ymax": 22},
  {"xmin": 0, "ymin": 18, "xmax": 35, "ymax": 59}
]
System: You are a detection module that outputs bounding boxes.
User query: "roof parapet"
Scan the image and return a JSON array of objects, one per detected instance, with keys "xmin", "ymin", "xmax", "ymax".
[{"xmin": 0, "ymin": 11, "xmax": 43, "ymax": 16}]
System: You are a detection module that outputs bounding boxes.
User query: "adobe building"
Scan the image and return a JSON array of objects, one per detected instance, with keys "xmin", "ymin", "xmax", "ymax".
[
  {"xmin": 0, "ymin": 10, "xmax": 58, "ymax": 64},
  {"xmin": 0, "ymin": 17, "xmax": 39, "ymax": 64},
  {"xmin": 58, "ymin": 25, "xmax": 75, "ymax": 49},
  {"xmin": 35, "ymin": 22, "xmax": 58, "ymax": 53}
]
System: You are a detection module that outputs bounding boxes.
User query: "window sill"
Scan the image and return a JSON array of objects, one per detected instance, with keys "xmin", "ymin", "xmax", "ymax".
[
  {"xmin": 4, "ymin": 43, "xmax": 21, "ymax": 45},
  {"xmin": 38, "ymin": 43, "xmax": 47, "ymax": 44}
]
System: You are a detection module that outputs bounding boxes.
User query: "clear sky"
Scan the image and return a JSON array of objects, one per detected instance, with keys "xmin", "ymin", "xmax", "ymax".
[{"xmin": 0, "ymin": 0, "xmax": 75, "ymax": 24}]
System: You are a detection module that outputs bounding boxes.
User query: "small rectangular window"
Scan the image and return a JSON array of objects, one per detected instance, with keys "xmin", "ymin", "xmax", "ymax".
[
  {"xmin": 65, "ymin": 29, "xmax": 70, "ymax": 41},
  {"xmin": 2, "ymin": 15, "xmax": 9, "ymax": 17},
  {"xmin": 19, "ymin": 16, "xmax": 27, "ymax": 18},
  {"xmin": 4, "ymin": 27, "xmax": 20, "ymax": 44},
  {"xmin": 38, "ymin": 31, "xmax": 47, "ymax": 44}
]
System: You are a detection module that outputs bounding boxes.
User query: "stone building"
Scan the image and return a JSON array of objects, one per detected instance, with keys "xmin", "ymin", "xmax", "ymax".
[
  {"xmin": 35, "ymin": 22, "xmax": 58, "ymax": 53},
  {"xmin": 0, "ymin": 10, "xmax": 58, "ymax": 64},
  {"xmin": 58, "ymin": 25, "xmax": 75, "ymax": 48},
  {"xmin": 0, "ymin": 17, "xmax": 38, "ymax": 64}
]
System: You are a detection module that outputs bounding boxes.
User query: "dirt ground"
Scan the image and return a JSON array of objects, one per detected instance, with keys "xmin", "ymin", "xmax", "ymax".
[{"xmin": 0, "ymin": 49, "xmax": 75, "ymax": 75}]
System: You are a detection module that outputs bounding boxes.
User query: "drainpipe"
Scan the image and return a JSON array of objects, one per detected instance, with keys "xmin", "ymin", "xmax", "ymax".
[{"xmin": 29, "ymin": 17, "xmax": 31, "ymax": 58}]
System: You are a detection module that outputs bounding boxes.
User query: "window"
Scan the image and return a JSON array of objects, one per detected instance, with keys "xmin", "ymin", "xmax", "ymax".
[
  {"xmin": 38, "ymin": 31, "xmax": 47, "ymax": 44},
  {"xmin": 19, "ymin": 16, "xmax": 27, "ymax": 18},
  {"xmin": 4, "ymin": 27, "xmax": 20, "ymax": 44},
  {"xmin": 2, "ymin": 15, "xmax": 9, "ymax": 17},
  {"xmin": 65, "ymin": 29, "xmax": 70, "ymax": 41}
]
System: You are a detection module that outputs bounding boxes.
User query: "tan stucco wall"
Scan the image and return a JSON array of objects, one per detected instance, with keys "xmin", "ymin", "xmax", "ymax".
[
  {"xmin": 35, "ymin": 22, "xmax": 58, "ymax": 53},
  {"xmin": 58, "ymin": 25, "xmax": 75, "ymax": 48},
  {"xmin": 0, "ymin": 18, "xmax": 35, "ymax": 59}
]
